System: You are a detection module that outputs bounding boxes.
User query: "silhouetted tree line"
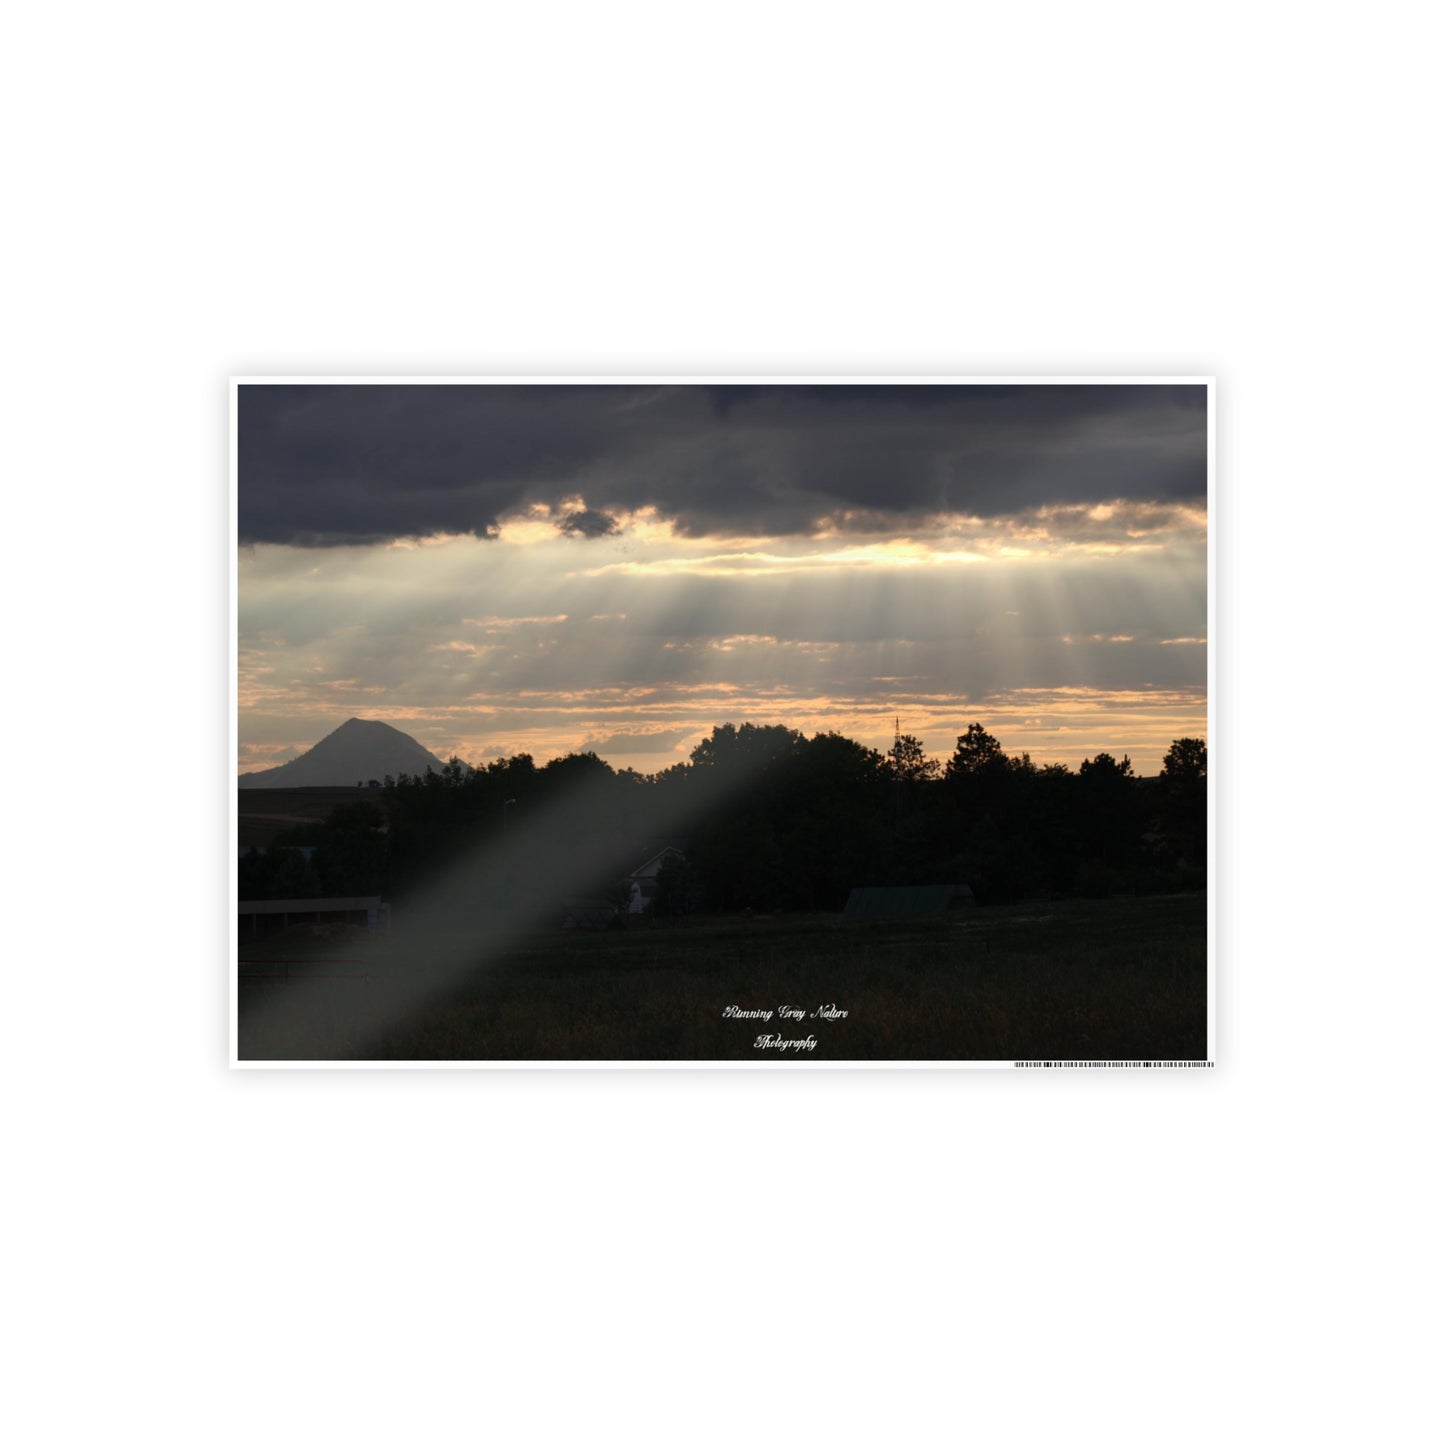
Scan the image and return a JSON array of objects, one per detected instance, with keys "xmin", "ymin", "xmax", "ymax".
[
  {"xmin": 239, "ymin": 800, "xmax": 389, "ymax": 902},
  {"xmin": 240, "ymin": 723, "xmax": 1206, "ymax": 910}
]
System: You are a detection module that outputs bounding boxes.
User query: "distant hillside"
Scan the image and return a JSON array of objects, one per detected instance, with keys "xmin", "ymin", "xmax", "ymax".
[{"xmin": 239, "ymin": 718, "xmax": 447, "ymax": 788}]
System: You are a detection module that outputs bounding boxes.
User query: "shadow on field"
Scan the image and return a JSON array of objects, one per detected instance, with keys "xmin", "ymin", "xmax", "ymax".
[{"xmin": 237, "ymin": 894, "xmax": 1207, "ymax": 1063}]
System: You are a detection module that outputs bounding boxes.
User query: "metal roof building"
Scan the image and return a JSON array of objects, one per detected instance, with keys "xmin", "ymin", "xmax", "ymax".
[{"xmin": 841, "ymin": 885, "xmax": 955, "ymax": 920}]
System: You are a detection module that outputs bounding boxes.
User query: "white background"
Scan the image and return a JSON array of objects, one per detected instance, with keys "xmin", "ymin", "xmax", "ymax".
[{"xmin": 6, "ymin": 3, "xmax": 1438, "ymax": 1442}]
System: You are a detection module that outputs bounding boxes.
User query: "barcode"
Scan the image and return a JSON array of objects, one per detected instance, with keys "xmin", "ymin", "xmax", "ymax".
[{"xmin": 1014, "ymin": 1060, "xmax": 1214, "ymax": 1068}]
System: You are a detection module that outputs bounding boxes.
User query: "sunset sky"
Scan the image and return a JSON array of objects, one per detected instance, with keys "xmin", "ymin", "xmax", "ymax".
[{"xmin": 237, "ymin": 382, "xmax": 1208, "ymax": 777}]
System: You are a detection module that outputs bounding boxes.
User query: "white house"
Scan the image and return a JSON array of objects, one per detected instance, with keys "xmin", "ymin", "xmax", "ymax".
[{"xmin": 624, "ymin": 844, "xmax": 686, "ymax": 914}]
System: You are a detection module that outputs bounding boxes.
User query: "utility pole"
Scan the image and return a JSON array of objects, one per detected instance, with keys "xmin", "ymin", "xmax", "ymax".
[{"xmin": 893, "ymin": 715, "xmax": 904, "ymax": 829}]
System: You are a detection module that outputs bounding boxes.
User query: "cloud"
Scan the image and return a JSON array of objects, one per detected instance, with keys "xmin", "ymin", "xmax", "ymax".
[
  {"xmin": 556, "ymin": 507, "xmax": 620, "ymax": 538},
  {"xmin": 579, "ymin": 727, "xmax": 694, "ymax": 755},
  {"xmin": 238, "ymin": 383, "xmax": 1207, "ymax": 546},
  {"xmin": 238, "ymin": 525, "xmax": 1207, "ymax": 776}
]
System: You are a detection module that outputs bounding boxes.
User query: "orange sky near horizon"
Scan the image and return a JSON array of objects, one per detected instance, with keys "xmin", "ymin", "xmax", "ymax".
[{"xmin": 238, "ymin": 502, "xmax": 1207, "ymax": 779}]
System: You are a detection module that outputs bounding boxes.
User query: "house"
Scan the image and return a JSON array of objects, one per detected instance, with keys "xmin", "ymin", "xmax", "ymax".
[
  {"xmin": 621, "ymin": 841, "xmax": 687, "ymax": 914},
  {"xmin": 554, "ymin": 840, "xmax": 690, "ymax": 926}
]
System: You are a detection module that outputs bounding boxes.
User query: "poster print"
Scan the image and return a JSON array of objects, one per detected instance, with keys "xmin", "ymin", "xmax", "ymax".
[{"xmin": 234, "ymin": 379, "xmax": 1212, "ymax": 1067}]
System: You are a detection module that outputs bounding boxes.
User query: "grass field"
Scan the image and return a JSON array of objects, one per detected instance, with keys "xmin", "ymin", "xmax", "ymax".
[
  {"xmin": 237, "ymin": 786, "xmax": 374, "ymax": 849},
  {"xmin": 237, "ymin": 893, "xmax": 1207, "ymax": 1063}
]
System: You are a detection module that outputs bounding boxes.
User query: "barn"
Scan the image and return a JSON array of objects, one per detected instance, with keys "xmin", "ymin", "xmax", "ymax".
[{"xmin": 237, "ymin": 896, "xmax": 390, "ymax": 941}]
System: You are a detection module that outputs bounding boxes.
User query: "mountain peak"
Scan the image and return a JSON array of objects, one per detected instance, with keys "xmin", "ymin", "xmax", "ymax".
[{"xmin": 239, "ymin": 718, "xmax": 449, "ymax": 788}]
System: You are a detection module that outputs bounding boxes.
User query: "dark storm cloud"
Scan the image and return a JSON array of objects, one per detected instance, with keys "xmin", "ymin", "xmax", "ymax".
[
  {"xmin": 556, "ymin": 507, "xmax": 620, "ymax": 538},
  {"xmin": 238, "ymin": 383, "xmax": 1206, "ymax": 546}
]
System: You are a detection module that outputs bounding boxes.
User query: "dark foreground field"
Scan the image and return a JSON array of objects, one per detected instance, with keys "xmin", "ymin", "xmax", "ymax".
[{"xmin": 237, "ymin": 893, "xmax": 1207, "ymax": 1062}]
